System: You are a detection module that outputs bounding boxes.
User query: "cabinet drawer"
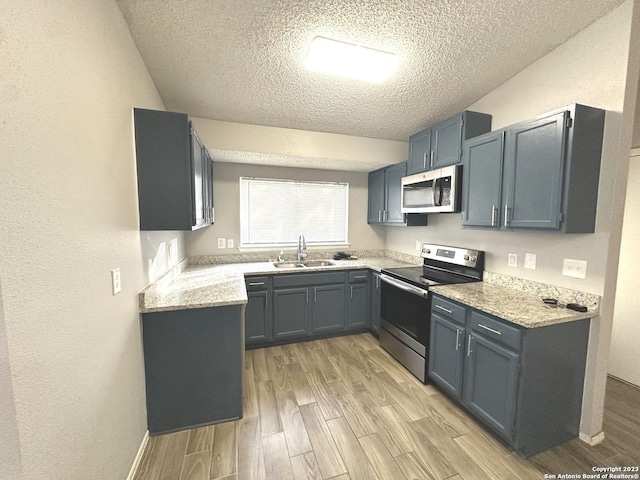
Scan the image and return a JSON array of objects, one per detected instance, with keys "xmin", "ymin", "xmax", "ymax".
[
  {"xmin": 431, "ymin": 296, "xmax": 466, "ymax": 325},
  {"xmin": 273, "ymin": 271, "xmax": 346, "ymax": 288},
  {"xmin": 469, "ymin": 311, "xmax": 521, "ymax": 351},
  {"xmin": 348, "ymin": 270, "xmax": 370, "ymax": 283},
  {"xmin": 245, "ymin": 276, "xmax": 270, "ymax": 291}
]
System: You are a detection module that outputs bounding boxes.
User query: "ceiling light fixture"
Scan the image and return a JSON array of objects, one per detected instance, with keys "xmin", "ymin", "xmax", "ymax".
[{"xmin": 305, "ymin": 36, "xmax": 399, "ymax": 84}]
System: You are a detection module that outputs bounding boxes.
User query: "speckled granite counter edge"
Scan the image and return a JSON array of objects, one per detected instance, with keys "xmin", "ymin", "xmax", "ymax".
[
  {"xmin": 484, "ymin": 272, "xmax": 601, "ymax": 310},
  {"xmin": 139, "ymin": 253, "xmax": 417, "ymax": 313}
]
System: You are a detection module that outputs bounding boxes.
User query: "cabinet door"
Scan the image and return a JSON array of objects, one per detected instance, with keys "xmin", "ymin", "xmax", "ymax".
[
  {"xmin": 408, "ymin": 129, "xmax": 431, "ymax": 174},
  {"xmin": 370, "ymin": 272, "xmax": 381, "ymax": 334},
  {"xmin": 502, "ymin": 111, "xmax": 568, "ymax": 229},
  {"xmin": 273, "ymin": 288, "xmax": 309, "ymax": 339},
  {"xmin": 462, "ymin": 131, "xmax": 505, "ymax": 228},
  {"xmin": 311, "ymin": 284, "xmax": 346, "ymax": 333},
  {"xmin": 368, "ymin": 168, "xmax": 386, "ymax": 224},
  {"xmin": 190, "ymin": 126, "xmax": 206, "ymax": 229},
  {"xmin": 348, "ymin": 282, "xmax": 369, "ymax": 329},
  {"xmin": 429, "ymin": 314, "xmax": 465, "ymax": 399},
  {"xmin": 432, "ymin": 115, "xmax": 463, "ymax": 168},
  {"xmin": 245, "ymin": 291, "xmax": 273, "ymax": 345},
  {"xmin": 463, "ymin": 333, "xmax": 520, "ymax": 441},
  {"xmin": 203, "ymin": 149, "xmax": 214, "ymax": 224},
  {"xmin": 384, "ymin": 162, "xmax": 407, "ymax": 224}
]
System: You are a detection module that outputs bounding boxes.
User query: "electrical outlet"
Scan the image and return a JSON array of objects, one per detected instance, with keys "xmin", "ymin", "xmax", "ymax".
[
  {"xmin": 227, "ymin": 238, "xmax": 234, "ymax": 249},
  {"xmin": 563, "ymin": 258, "xmax": 587, "ymax": 279},
  {"xmin": 415, "ymin": 240, "xmax": 422, "ymax": 251},
  {"xmin": 524, "ymin": 253, "xmax": 537, "ymax": 270},
  {"xmin": 217, "ymin": 238, "xmax": 225, "ymax": 249},
  {"xmin": 508, "ymin": 253, "xmax": 518, "ymax": 267},
  {"xmin": 111, "ymin": 268, "xmax": 121, "ymax": 295}
]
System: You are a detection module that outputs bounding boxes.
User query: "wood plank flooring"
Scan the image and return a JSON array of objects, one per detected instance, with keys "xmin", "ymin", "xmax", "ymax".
[{"xmin": 134, "ymin": 333, "xmax": 640, "ymax": 480}]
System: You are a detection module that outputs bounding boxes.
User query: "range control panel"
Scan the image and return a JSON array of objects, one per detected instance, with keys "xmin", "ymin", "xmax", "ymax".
[{"xmin": 421, "ymin": 243, "xmax": 482, "ymax": 268}]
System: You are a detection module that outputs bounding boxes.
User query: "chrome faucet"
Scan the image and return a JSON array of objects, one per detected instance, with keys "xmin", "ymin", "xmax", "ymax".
[{"xmin": 297, "ymin": 234, "xmax": 308, "ymax": 261}]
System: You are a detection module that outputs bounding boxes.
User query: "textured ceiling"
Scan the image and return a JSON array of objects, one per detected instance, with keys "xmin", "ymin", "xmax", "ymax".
[{"xmin": 117, "ymin": 0, "xmax": 623, "ymax": 143}]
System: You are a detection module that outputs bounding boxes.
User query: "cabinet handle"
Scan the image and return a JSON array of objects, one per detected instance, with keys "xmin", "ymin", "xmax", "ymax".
[
  {"xmin": 378, "ymin": 210, "xmax": 382, "ymax": 223},
  {"xmin": 478, "ymin": 323, "xmax": 502, "ymax": 335},
  {"xmin": 504, "ymin": 204, "xmax": 509, "ymax": 226},
  {"xmin": 314, "ymin": 289, "xmax": 317, "ymax": 303},
  {"xmin": 423, "ymin": 152, "xmax": 427, "ymax": 169},
  {"xmin": 467, "ymin": 334, "xmax": 473, "ymax": 357},
  {"xmin": 249, "ymin": 282, "xmax": 265, "ymax": 286},
  {"xmin": 430, "ymin": 150, "xmax": 434, "ymax": 168},
  {"xmin": 455, "ymin": 329, "xmax": 461, "ymax": 351},
  {"xmin": 376, "ymin": 275, "xmax": 380, "ymax": 289},
  {"xmin": 435, "ymin": 304, "xmax": 453, "ymax": 314},
  {"xmin": 306, "ymin": 290, "xmax": 309, "ymax": 304},
  {"xmin": 383, "ymin": 210, "xmax": 387, "ymax": 222},
  {"xmin": 354, "ymin": 275, "xmax": 367, "ymax": 279},
  {"xmin": 350, "ymin": 286, "xmax": 353, "ymax": 299},
  {"xmin": 491, "ymin": 205, "xmax": 497, "ymax": 227}
]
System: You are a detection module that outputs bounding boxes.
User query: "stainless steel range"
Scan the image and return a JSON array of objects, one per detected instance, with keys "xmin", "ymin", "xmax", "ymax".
[{"xmin": 379, "ymin": 244, "xmax": 484, "ymax": 382}]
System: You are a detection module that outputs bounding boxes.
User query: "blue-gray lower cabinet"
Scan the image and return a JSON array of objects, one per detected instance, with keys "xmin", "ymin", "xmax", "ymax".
[
  {"xmin": 429, "ymin": 294, "xmax": 590, "ymax": 457},
  {"xmin": 141, "ymin": 304, "xmax": 243, "ymax": 435},
  {"xmin": 272, "ymin": 271, "xmax": 347, "ymax": 340},
  {"xmin": 311, "ymin": 284, "xmax": 347, "ymax": 333},
  {"xmin": 347, "ymin": 270, "xmax": 370, "ymax": 329},
  {"xmin": 273, "ymin": 287, "xmax": 309, "ymax": 339},
  {"xmin": 369, "ymin": 271, "xmax": 381, "ymax": 335},
  {"xmin": 244, "ymin": 276, "xmax": 273, "ymax": 346},
  {"xmin": 429, "ymin": 312, "xmax": 465, "ymax": 398}
]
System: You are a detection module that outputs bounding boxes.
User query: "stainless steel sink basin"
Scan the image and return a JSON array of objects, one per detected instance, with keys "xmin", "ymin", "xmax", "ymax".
[
  {"xmin": 273, "ymin": 262, "xmax": 304, "ymax": 268},
  {"xmin": 301, "ymin": 260, "xmax": 335, "ymax": 267}
]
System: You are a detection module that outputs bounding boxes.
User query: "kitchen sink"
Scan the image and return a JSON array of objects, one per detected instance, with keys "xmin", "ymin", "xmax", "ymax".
[
  {"xmin": 273, "ymin": 262, "xmax": 305, "ymax": 268},
  {"xmin": 272, "ymin": 260, "xmax": 336, "ymax": 268},
  {"xmin": 301, "ymin": 260, "xmax": 335, "ymax": 267}
]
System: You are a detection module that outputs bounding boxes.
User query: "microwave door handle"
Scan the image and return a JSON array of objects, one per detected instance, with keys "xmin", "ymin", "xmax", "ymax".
[{"xmin": 431, "ymin": 179, "xmax": 437, "ymax": 207}]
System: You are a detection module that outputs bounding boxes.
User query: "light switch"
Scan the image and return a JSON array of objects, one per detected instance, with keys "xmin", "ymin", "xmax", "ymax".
[
  {"xmin": 415, "ymin": 240, "xmax": 422, "ymax": 251},
  {"xmin": 227, "ymin": 238, "xmax": 234, "ymax": 249},
  {"xmin": 217, "ymin": 238, "xmax": 225, "ymax": 249},
  {"xmin": 508, "ymin": 253, "xmax": 518, "ymax": 267},
  {"xmin": 563, "ymin": 258, "xmax": 587, "ymax": 279},
  {"xmin": 524, "ymin": 253, "xmax": 537, "ymax": 270},
  {"xmin": 111, "ymin": 268, "xmax": 121, "ymax": 295}
]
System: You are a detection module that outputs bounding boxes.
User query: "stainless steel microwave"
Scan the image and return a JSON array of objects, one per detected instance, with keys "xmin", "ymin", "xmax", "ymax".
[{"xmin": 401, "ymin": 165, "xmax": 461, "ymax": 213}]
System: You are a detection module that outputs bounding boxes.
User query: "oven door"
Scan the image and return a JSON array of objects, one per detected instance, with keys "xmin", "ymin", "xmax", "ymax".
[{"xmin": 379, "ymin": 274, "xmax": 431, "ymax": 355}]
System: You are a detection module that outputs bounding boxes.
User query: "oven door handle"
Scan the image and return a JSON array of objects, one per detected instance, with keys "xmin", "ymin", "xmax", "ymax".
[{"xmin": 380, "ymin": 274, "xmax": 428, "ymax": 298}]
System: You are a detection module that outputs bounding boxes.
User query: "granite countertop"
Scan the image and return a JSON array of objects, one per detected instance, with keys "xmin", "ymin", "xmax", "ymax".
[
  {"xmin": 139, "ymin": 256, "xmax": 415, "ymax": 313},
  {"xmin": 430, "ymin": 282, "xmax": 599, "ymax": 328}
]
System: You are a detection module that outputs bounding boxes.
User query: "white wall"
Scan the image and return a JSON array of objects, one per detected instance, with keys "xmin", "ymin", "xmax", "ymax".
[
  {"xmin": 187, "ymin": 163, "xmax": 386, "ymax": 257},
  {"xmin": 387, "ymin": 0, "xmax": 639, "ymax": 440},
  {"xmin": 192, "ymin": 118, "xmax": 409, "ymax": 172},
  {"xmin": 610, "ymin": 150, "xmax": 640, "ymax": 387},
  {"xmin": 0, "ymin": 2, "xmax": 185, "ymax": 479}
]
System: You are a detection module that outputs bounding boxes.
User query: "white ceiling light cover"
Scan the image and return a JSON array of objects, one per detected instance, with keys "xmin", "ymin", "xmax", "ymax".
[{"xmin": 305, "ymin": 36, "xmax": 399, "ymax": 83}]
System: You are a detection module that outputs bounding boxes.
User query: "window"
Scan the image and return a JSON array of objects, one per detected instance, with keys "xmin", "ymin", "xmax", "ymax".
[{"xmin": 240, "ymin": 177, "xmax": 349, "ymax": 247}]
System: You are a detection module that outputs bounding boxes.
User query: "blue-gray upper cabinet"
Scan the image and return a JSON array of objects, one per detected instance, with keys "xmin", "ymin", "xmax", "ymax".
[
  {"xmin": 133, "ymin": 108, "xmax": 214, "ymax": 231},
  {"xmin": 408, "ymin": 111, "xmax": 492, "ymax": 175},
  {"xmin": 463, "ymin": 104, "xmax": 605, "ymax": 233},
  {"xmin": 461, "ymin": 131, "xmax": 506, "ymax": 228},
  {"xmin": 368, "ymin": 162, "xmax": 427, "ymax": 226},
  {"xmin": 367, "ymin": 168, "xmax": 386, "ymax": 224}
]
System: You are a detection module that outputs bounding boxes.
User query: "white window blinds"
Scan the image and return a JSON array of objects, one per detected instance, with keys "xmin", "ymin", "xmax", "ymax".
[{"xmin": 240, "ymin": 177, "xmax": 349, "ymax": 247}]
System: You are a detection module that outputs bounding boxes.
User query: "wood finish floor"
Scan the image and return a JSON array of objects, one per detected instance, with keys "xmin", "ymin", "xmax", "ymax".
[{"xmin": 134, "ymin": 333, "xmax": 640, "ymax": 480}]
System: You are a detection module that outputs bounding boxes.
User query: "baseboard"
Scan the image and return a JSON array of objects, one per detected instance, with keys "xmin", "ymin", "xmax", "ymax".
[
  {"xmin": 126, "ymin": 430, "xmax": 149, "ymax": 480},
  {"xmin": 579, "ymin": 431, "xmax": 605, "ymax": 446}
]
